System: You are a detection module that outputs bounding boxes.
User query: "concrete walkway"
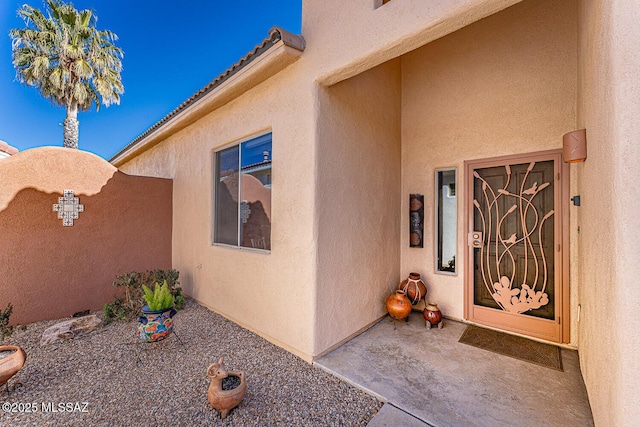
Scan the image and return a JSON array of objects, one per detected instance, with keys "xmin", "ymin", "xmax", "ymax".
[{"xmin": 315, "ymin": 313, "xmax": 593, "ymax": 427}]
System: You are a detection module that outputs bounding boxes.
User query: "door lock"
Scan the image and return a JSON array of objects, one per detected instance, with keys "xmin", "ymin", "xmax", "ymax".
[{"xmin": 468, "ymin": 231, "xmax": 483, "ymax": 248}]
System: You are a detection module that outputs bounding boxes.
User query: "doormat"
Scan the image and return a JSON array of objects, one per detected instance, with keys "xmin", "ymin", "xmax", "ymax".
[{"xmin": 458, "ymin": 325, "xmax": 563, "ymax": 371}]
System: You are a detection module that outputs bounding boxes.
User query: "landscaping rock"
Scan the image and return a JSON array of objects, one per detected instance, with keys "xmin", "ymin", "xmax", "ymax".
[
  {"xmin": 40, "ymin": 315, "xmax": 102, "ymax": 345},
  {"xmin": 2, "ymin": 300, "xmax": 382, "ymax": 426}
]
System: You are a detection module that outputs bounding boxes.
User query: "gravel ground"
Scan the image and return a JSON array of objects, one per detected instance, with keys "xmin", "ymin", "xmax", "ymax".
[{"xmin": 0, "ymin": 299, "xmax": 382, "ymax": 426}]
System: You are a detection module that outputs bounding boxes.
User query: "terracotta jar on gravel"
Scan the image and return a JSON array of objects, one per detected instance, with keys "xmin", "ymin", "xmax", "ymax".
[
  {"xmin": 0, "ymin": 345, "xmax": 27, "ymax": 387},
  {"xmin": 398, "ymin": 272, "xmax": 427, "ymax": 305},
  {"xmin": 386, "ymin": 290, "xmax": 412, "ymax": 321}
]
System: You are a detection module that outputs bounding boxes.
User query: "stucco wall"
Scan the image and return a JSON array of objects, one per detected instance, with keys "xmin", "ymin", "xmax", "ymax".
[
  {"xmin": 119, "ymin": 141, "xmax": 175, "ymax": 179},
  {"xmin": 577, "ymin": 0, "xmax": 640, "ymax": 424},
  {"xmin": 120, "ymin": 58, "xmax": 320, "ymax": 361},
  {"xmin": 315, "ymin": 59, "xmax": 401, "ymax": 356},
  {"xmin": 0, "ymin": 147, "xmax": 172, "ymax": 325},
  {"xmin": 401, "ymin": 0, "xmax": 577, "ymax": 337},
  {"xmin": 304, "ymin": 0, "xmax": 523, "ymax": 86}
]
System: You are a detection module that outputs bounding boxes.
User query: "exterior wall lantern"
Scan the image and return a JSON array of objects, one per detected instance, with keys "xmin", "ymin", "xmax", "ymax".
[{"xmin": 562, "ymin": 129, "xmax": 587, "ymax": 163}]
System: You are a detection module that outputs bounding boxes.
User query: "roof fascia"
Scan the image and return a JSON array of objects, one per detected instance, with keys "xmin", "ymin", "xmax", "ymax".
[{"xmin": 111, "ymin": 29, "xmax": 304, "ymax": 167}]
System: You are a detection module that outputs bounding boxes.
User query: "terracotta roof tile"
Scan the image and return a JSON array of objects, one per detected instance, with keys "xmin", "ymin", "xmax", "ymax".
[
  {"xmin": 0, "ymin": 140, "xmax": 18, "ymax": 156},
  {"xmin": 111, "ymin": 27, "xmax": 304, "ymax": 163}
]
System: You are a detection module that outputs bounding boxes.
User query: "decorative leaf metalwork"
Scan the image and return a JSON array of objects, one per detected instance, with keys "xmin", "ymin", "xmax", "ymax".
[{"xmin": 473, "ymin": 163, "xmax": 553, "ymax": 314}]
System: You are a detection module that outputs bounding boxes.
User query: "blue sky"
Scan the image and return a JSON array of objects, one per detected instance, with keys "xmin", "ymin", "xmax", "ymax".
[{"xmin": 0, "ymin": 1, "xmax": 301, "ymax": 160}]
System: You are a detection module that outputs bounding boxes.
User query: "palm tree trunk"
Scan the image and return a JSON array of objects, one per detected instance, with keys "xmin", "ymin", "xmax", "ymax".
[{"xmin": 63, "ymin": 105, "xmax": 79, "ymax": 149}]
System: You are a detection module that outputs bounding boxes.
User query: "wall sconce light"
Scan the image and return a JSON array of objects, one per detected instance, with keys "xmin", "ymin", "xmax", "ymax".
[{"xmin": 563, "ymin": 129, "xmax": 587, "ymax": 163}]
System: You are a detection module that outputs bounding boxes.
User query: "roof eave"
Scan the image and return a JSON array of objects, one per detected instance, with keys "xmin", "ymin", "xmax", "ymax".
[{"xmin": 110, "ymin": 27, "xmax": 304, "ymax": 167}]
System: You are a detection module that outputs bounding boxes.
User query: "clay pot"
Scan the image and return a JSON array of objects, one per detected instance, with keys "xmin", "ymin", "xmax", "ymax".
[
  {"xmin": 423, "ymin": 302, "xmax": 443, "ymax": 329},
  {"xmin": 0, "ymin": 345, "xmax": 27, "ymax": 386},
  {"xmin": 410, "ymin": 197, "xmax": 423, "ymax": 211},
  {"xmin": 386, "ymin": 290, "xmax": 412, "ymax": 320},
  {"xmin": 207, "ymin": 358, "xmax": 247, "ymax": 419},
  {"xmin": 399, "ymin": 272, "xmax": 427, "ymax": 305}
]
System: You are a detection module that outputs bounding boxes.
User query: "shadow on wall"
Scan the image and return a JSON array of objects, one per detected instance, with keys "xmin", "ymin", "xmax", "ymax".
[{"xmin": 0, "ymin": 147, "xmax": 172, "ymax": 325}]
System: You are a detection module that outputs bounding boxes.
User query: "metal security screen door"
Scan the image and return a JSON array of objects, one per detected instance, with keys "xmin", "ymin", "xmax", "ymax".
[{"xmin": 464, "ymin": 150, "xmax": 569, "ymax": 343}]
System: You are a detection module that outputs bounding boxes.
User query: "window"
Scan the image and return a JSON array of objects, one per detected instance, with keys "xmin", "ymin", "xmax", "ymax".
[
  {"xmin": 436, "ymin": 168, "xmax": 457, "ymax": 274},
  {"xmin": 214, "ymin": 133, "xmax": 272, "ymax": 250}
]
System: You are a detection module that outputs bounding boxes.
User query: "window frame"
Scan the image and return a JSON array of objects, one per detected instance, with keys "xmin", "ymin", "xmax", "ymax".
[{"xmin": 212, "ymin": 132, "xmax": 272, "ymax": 253}]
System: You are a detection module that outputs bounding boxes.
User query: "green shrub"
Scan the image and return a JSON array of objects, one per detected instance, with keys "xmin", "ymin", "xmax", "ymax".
[
  {"xmin": 0, "ymin": 303, "xmax": 14, "ymax": 340},
  {"xmin": 103, "ymin": 269, "xmax": 183, "ymax": 323}
]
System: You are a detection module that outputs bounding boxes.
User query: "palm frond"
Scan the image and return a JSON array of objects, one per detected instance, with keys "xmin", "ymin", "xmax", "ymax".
[{"xmin": 10, "ymin": 0, "xmax": 124, "ymax": 148}]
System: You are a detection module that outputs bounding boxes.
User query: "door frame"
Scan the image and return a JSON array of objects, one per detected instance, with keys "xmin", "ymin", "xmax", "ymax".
[{"xmin": 463, "ymin": 149, "xmax": 570, "ymax": 343}]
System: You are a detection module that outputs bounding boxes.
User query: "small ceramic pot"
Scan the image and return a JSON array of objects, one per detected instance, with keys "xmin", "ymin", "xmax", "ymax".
[
  {"xmin": 386, "ymin": 290, "xmax": 412, "ymax": 320},
  {"xmin": 423, "ymin": 302, "xmax": 443, "ymax": 329},
  {"xmin": 207, "ymin": 358, "xmax": 247, "ymax": 420}
]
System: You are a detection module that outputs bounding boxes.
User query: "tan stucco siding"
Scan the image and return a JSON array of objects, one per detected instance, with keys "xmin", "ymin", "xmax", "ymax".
[
  {"xmin": 305, "ymin": 0, "xmax": 523, "ymax": 86},
  {"xmin": 315, "ymin": 59, "xmax": 402, "ymax": 357},
  {"xmin": 121, "ymin": 61, "xmax": 320, "ymax": 361},
  {"xmin": 577, "ymin": 0, "xmax": 640, "ymax": 424},
  {"xmin": 118, "ymin": 141, "xmax": 176, "ymax": 179},
  {"xmin": 401, "ymin": 0, "xmax": 578, "ymax": 331}
]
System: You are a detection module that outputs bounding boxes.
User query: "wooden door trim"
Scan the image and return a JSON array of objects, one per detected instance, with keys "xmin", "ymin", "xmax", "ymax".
[
  {"xmin": 463, "ymin": 149, "xmax": 570, "ymax": 343},
  {"xmin": 561, "ymin": 150, "xmax": 570, "ymax": 342}
]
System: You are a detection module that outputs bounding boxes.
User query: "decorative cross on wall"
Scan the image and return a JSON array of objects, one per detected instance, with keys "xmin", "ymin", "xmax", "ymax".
[
  {"xmin": 52, "ymin": 190, "xmax": 84, "ymax": 226},
  {"xmin": 240, "ymin": 201, "xmax": 251, "ymax": 224}
]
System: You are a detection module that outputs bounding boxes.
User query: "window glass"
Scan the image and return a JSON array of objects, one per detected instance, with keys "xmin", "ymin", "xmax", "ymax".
[
  {"xmin": 214, "ymin": 146, "xmax": 239, "ymax": 245},
  {"xmin": 214, "ymin": 133, "xmax": 272, "ymax": 250},
  {"xmin": 436, "ymin": 169, "xmax": 456, "ymax": 273},
  {"xmin": 240, "ymin": 134, "xmax": 271, "ymax": 249}
]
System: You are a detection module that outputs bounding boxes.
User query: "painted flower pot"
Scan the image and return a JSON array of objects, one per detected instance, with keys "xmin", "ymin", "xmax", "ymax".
[
  {"xmin": 0, "ymin": 345, "xmax": 27, "ymax": 386},
  {"xmin": 137, "ymin": 305, "xmax": 176, "ymax": 342}
]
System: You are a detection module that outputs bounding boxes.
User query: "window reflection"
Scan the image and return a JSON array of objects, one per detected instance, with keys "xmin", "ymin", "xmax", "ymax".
[
  {"xmin": 436, "ymin": 169, "xmax": 456, "ymax": 273},
  {"xmin": 240, "ymin": 135, "xmax": 271, "ymax": 250},
  {"xmin": 214, "ymin": 133, "xmax": 272, "ymax": 250}
]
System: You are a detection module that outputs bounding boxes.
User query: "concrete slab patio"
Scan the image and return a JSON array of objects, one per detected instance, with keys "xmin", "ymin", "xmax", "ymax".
[{"xmin": 315, "ymin": 313, "xmax": 594, "ymax": 427}]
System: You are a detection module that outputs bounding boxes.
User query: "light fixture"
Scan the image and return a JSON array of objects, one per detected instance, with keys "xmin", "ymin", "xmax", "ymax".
[{"xmin": 562, "ymin": 129, "xmax": 587, "ymax": 163}]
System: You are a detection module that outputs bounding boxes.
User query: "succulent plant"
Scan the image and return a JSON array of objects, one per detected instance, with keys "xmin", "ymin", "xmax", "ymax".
[{"xmin": 142, "ymin": 280, "xmax": 175, "ymax": 311}]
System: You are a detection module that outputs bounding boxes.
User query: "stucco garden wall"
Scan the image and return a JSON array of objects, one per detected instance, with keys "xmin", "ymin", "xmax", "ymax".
[
  {"xmin": 0, "ymin": 147, "xmax": 172, "ymax": 325},
  {"xmin": 401, "ymin": 0, "xmax": 578, "ymax": 338},
  {"xmin": 576, "ymin": 0, "xmax": 640, "ymax": 424},
  {"xmin": 315, "ymin": 59, "xmax": 401, "ymax": 356},
  {"xmin": 119, "ymin": 59, "xmax": 320, "ymax": 362}
]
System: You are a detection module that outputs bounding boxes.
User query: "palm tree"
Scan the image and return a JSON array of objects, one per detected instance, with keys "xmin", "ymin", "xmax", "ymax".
[{"xmin": 10, "ymin": 0, "xmax": 124, "ymax": 149}]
